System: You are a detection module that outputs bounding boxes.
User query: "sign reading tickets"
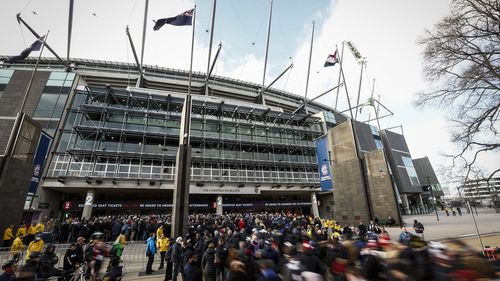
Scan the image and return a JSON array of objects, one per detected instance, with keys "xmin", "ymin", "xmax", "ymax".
[{"xmin": 316, "ymin": 136, "xmax": 333, "ymax": 191}]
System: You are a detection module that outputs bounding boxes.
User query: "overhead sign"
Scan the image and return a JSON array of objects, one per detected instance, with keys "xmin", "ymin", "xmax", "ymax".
[
  {"xmin": 190, "ymin": 185, "xmax": 260, "ymax": 194},
  {"xmin": 63, "ymin": 201, "xmax": 312, "ymax": 210},
  {"xmin": 316, "ymin": 136, "xmax": 333, "ymax": 191}
]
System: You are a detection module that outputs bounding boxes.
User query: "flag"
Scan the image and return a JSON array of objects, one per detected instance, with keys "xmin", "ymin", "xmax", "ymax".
[
  {"xmin": 153, "ymin": 9, "xmax": 194, "ymax": 31},
  {"xmin": 346, "ymin": 41, "xmax": 364, "ymax": 64},
  {"xmin": 7, "ymin": 37, "xmax": 44, "ymax": 64},
  {"xmin": 323, "ymin": 49, "xmax": 339, "ymax": 67}
]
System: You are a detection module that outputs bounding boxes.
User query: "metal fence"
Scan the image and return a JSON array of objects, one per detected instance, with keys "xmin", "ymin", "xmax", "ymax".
[{"xmin": 0, "ymin": 241, "xmax": 156, "ymax": 272}]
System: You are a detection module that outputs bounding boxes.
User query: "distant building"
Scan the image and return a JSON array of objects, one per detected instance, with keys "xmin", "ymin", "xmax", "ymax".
[
  {"xmin": 412, "ymin": 156, "xmax": 444, "ymax": 204},
  {"xmin": 461, "ymin": 177, "xmax": 500, "ymax": 206}
]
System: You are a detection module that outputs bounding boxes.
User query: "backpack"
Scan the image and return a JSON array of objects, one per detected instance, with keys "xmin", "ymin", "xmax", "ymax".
[
  {"xmin": 416, "ymin": 223, "xmax": 424, "ymax": 234},
  {"xmin": 109, "ymin": 244, "xmax": 119, "ymax": 257}
]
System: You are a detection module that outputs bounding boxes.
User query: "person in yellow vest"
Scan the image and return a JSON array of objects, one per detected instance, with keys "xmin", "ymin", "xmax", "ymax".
[
  {"xmin": 26, "ymin": 235, "xmax": 44, "ymax": 261},
  {"xmin": 16, "ymin": 223, "xmax": 26, "ymax": 240},
  {"xmin": 3, "ymin": 224, "xmax": 14, "ymax": 247},
  {"xmin": 27, "ymin": 223, "xmax": 37, "ymax": 243},
  {"xmin": 156, "ymin": 233, "xmax": 169, "ymax": 270},
  {"xmin": 10, "ymin": 233, "xmax": 25, "ymax": 261},
  {"xmin": 35, "ymin": 222, "xmax": 45, "ymax": 234},
  {"xmin": 156, "ymin": 224, "xmax": 164, "ymax": 240}
]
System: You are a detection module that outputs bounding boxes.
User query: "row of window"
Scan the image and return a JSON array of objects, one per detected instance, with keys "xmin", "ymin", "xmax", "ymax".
[{"xmin": 49, "ymin": 154, "xmax": 319, "ymax": 182}]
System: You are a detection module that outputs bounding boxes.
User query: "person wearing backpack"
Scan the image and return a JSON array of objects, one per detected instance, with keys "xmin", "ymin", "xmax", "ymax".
[{"xmin": 413, "ymin": 220, "xmax": 425, "ymax": 239}]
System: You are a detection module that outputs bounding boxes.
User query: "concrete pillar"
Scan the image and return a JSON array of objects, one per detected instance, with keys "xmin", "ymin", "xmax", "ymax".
[
  {"xmin": 216, "ymin": 195, "xmax": 223, "ymax": 215},
  {"xmin": 171, "ymin": 144, "xmax": 191, "ymax": 238},
  {"xmin": 418, "ymin": 194, "xmax": 425, "ymax": 212},
  {"xmin": 311, "ymin": 193, "xmax": 320, "ymax": 218},
  {"xmin": 81, "ymin": 189, "xmax": 95, "ymax": 219},
  {"xmin": 401, "ymin": 193, "xmax": 409, "ymax": 214}
]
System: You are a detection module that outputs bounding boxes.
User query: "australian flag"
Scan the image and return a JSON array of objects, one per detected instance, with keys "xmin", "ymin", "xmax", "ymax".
[
  {"xmin": 7, "ymin": 37, "xmax": 44, "ymax": 64},
  {"xmin": 153, "ymin": 9, "xmax": 194, "ymax": 31},
  {"xmin": 324, "ymin": 49, "xmax": 339, "ymax": 67}
]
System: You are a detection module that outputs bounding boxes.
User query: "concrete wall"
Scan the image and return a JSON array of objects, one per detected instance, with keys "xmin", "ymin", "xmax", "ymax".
[
  {"xmin": 365, "ymin": 149, "xmax": 400, "ymax": 225},
  {"xmin": 0, "ymin": 157, "xmax": 37, "ymax": 232},
  {"xmin": 328, "ymin": 121, "xmax": 371, "ymax": 225}
]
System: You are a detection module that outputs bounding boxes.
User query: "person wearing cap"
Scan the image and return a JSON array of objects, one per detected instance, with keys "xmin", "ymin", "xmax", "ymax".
[
  {"xmin": 2, "ymin": 225, "xmax": 14, "ymax": 248},
  {"xmin": 0, "ymin": 260, "xmax": 16, "ymax": 281},
  {"xmin": 26, "ymin": 235, "xmax": 44, "ymax": 261},
  {"xmin": 297, "ymin": 241, "xmax": 323, "ymax": 275}
]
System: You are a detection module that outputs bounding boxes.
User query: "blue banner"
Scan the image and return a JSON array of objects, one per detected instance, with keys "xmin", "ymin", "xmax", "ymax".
[
  {"xmin": 316, "ymin": 136, "xmax": 333, "ymax": 191},
  {"xmin": 29, "ymin": 132, "xmax": 52, "ymax": 194}
]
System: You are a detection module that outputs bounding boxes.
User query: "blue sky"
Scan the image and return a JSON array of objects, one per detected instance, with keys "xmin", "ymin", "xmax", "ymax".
[{"xmin": 1, "ymin": 0, "xmax": 498, "ymax": 192}]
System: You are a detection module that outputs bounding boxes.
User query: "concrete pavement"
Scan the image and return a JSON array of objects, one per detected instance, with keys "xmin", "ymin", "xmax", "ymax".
[{"xmin": 386, "ymin": 208, "xmax": 500, "ymax": 249}]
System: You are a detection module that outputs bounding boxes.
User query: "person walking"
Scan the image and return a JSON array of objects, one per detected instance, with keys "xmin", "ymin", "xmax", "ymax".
[
  {"xmin": 157, "ymin": 233, "xmax": 169, "ymax": 270},
  {"xmin": 171, "ymin": 237, "xmax": 183, "ymax": 281},
  {"xmin": 202, "ymin": 243, "xmax": 217, "ymax": 281},
  {"xmin": 2, "ymin": 225, "xmax": 14, "ymax": 248},
  {"xmin": 457, "ymin": 207, "xmax": 462, "ymax": 216},
  {"xmin": 146, "ymin": 233, "xmax": 156, "ymax": 274},
  {"xmin": 413, "ymin": 220, "xmax": 425, "ymax": 239}
]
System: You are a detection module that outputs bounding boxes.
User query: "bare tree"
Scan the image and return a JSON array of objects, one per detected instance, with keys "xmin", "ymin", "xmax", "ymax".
[{"xmin": 416, "ymin": 0, "xmax": 500, "ymax": 181}]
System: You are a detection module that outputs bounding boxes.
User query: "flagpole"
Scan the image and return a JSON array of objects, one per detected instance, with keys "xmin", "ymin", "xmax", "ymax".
[
  {"xmin": 140, "ymin": 0, "xmax": 149, "ymax": 67},
  {"xmin": 67, "ymin": 0, "xmax": 74, "ymax": 67},
  {"xmin": 19, "ymin": 32, "xmax": 48, "ymax": 115},
  {"xmin": 205, "ymin": 0, "xmax": 217, "ymax": 96},
  {"xmin": 171, "ymin": 6, "xmax": 196, "ymax": 239},
  {"xmin": 259, "ymin": 0, "xmax": 273, "ymax": 105},
  {"xmin": 185, "ymin": 6, "xmax": 196, "ymax": 144},
  {"xmin": 334, "ymin": 42, "xmax": 345, "ymax": 110},
  {"xmin": 354, "ymin": 60, "xmax": 365, "ymax": 119},
  {"xmin": 303, "ymin": 20, "xmax": 315, "ymax": 114}
]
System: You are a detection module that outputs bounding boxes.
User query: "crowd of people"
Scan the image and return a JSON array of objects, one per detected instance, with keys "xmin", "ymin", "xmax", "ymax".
[{"xmin": 1, "ymin": 212, "xmax": 500, "ymax": 280}]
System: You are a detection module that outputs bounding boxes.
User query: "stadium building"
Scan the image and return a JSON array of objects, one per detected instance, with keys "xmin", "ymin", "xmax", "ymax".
[{"xmin": 0, "ymin": 56, "xmax": 432, "ymax": 227}]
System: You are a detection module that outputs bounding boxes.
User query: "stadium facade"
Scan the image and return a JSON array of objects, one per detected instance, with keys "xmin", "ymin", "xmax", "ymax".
[{"xmin": 0, "ymin": 56, "xmax": 435, "ymax": 228}]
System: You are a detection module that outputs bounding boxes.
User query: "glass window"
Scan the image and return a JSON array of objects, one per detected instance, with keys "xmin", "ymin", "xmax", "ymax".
[
  {"xmin": 34, "ymin": 93, "xmax": 59, "ymax": 117},
  {"xmin": 375, "ymin": 139, "xmax": 383, "ymax": 149}
]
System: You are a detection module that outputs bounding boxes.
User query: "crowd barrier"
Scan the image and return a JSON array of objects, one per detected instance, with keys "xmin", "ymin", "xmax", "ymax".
[{"xmin": 0, "ymin": 241, "xmax": 153, "ymax": 270}]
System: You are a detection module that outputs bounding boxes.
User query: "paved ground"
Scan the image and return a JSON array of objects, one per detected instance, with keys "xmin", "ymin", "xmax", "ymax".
[{"xmin": 386, "ymin": 208, "xmax": 500, "ymax": 247}]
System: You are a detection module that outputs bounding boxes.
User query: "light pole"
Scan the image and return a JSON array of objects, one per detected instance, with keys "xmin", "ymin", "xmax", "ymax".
[{"xmin": 425, "ymin": 176, "xmax": 439, "ymax": 221}]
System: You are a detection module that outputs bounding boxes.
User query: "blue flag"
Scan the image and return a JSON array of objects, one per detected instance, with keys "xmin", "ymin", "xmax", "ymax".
[
  {"xmin": 7, "ymin": 37, "xmax": 44, "ymax": 64},
  {"xmin": 153, "ymin": 9, "xmax": 194, "ymax": 31}
]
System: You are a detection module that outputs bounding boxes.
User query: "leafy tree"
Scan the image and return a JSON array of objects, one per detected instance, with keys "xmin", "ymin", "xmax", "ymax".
[{"xmin": 416, "ymin": 0, "xmax": 499, "ymax": 181}]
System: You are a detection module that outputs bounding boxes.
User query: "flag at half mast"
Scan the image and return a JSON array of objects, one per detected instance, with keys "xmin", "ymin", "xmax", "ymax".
[
  {"xmin": 324, "ymin": 49, "xmax": 339, "ymax": 67},
  {"xmin": 153, "ymin": 9, "xmax": 194, "ymax": 31},
  {"xmin": 7, "ymin": 37, "xmax": 44, "ymax": 64}
]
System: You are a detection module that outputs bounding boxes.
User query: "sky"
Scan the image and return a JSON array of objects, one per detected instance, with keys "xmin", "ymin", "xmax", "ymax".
[{"xmin": 1, "ymin": 0, "xmax": 498, "ymax": 194}]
